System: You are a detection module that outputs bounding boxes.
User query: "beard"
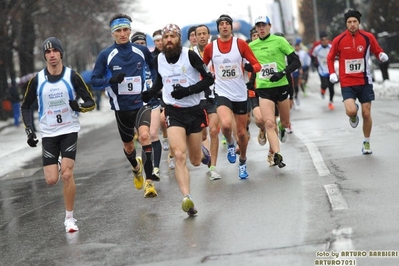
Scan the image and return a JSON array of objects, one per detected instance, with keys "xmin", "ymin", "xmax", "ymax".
[{"xmin": 163, "ymin": 42, "xmax": 182, "ymax": 59}]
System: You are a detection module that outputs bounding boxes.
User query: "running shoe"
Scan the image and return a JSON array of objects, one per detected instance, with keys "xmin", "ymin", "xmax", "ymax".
[
  {"xmin": 227, "ymin": 144, "xmax": 236, "ymax": 163},
  {"xmin": 152, "ymin": 167, "xmax": 160, "ymax": 181},
  {"xmin": 278, "ymin": 121, "xmax": 287, "ymax": 143},
  {"xmin": 349, "ymin": 104, "xmax": 359, "ymax": 128},
  {"xmin": 182, "ymin": 195, "xmax": 197, "ymax": 216},
  {"xmin": 162, "ymin": 138, "xmax": 169, "ymax": 151},
  {"xmin": 257, "ymin": 128, "xmax": 267, "ymax": 146},
  {"xmin": 132, "ymin": 157, "xmax": 144, "ymax": 190},
  {"xmin": 64, "ymin": 218, "xmax": 79, "ymax": 233},
  {"xmin": 221, "ymin": 136, "xmax": 227, "ymax": 145},
  {"xmin": 273, "ymin": 153, "xmax": 286, "ymax": 168},
  {"xmin": 238, "ymin": 163, "xmax": 249, "ymax": 179},
  {"xmin": 144, "ymin": 180, "xmax": 158, "ymax": 198},
  {"xmin": 362, "ymin": 141, "xmax": 372, "ymax": 155},
  {"xmin": 201, "ymin": 145, "xmax": 211, "ymax": 165},
  {"xmin": 328, "ymin": 102, "xmax": 335, "ymax": 110},
  {"xmin": 295, "ymin": 97, "xmax": 300, "ymax": 106},
  {"xmin": 321, "ymin": 88, "xmax": 326, "ymax": 99},
  {"xmin": 168, "ymin": 154, "xmax": 175, "ymax": 169},
  {"xmin": 209, "ymin": 166, "xmax": 221, "ymax": 181},
  {"xmin": 267, "ymin": 151, "xmax": 276, "ymax": 166},
  {"xmin": 286, "ymin": 124, "xmax": 293, "ymax": 134}
]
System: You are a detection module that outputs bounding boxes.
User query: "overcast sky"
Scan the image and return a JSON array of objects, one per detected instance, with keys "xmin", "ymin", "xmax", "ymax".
[{"xmin": 132, "ymin": 0, "xmax": 277, "ymax": 34}]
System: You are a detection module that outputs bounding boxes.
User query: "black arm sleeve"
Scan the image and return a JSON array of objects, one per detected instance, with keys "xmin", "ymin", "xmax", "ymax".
[
  {"xmin": 249, "ymin": 71, "xmax": 256, "ymax": 83},
  {"xmin": 21, "ymin": 76, "xmax": 38, "ymax": 128},
  {"xmin": 187, "ymin": 50, "xmax": 214, "ymax": 94},
  {"xmin": 72, "ymin": 71, "xmax": 96, "ymax": 111},
  {"xmin": 285, "ymin": 52, "xmax": 301, "ymax": 75},
  {"xmin": 149, "ymin": 55, "xmax": 164, "ymax": 93}
]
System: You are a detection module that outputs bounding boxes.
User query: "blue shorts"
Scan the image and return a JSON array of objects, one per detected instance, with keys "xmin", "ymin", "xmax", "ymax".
[{"xmin": 341, "ymin": 84, "xmax": 375, "ymax": 103}]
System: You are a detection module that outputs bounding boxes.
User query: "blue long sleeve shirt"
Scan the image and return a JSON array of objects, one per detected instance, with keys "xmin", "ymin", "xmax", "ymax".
[{"xmin": 91, "ymin": 41, "xmax": 156, "ymax": 111}]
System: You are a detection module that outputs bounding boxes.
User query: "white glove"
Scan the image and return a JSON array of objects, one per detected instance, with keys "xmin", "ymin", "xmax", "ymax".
[
  {"xmin": 379, "ymin": 52, "xmax": 388, "ymax": 62},
  {"xmin": 329, "ymin": 73, "xmax": 338, "ymax": 83}
]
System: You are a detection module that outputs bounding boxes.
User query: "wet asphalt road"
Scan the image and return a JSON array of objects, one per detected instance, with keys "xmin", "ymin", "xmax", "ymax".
[{"xmin": 1, "ymin": 74, "xmax": 399, "ymax": 265}]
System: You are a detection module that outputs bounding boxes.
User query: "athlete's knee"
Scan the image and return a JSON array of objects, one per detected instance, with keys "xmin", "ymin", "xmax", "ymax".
[
  {"xmin": 61, "ymin": 170, "xmax": 74, "ymax": 184},
  {"xmin": 45, "ymin": 174, "xmax": 59, "ymax": 185},
  {"xmin": 138, "ymin": 130, "xmax": 151, "ymax": 145},
  {"xmin": 265, "ymin": 119, "xmax": 276, "ymax": 129}
]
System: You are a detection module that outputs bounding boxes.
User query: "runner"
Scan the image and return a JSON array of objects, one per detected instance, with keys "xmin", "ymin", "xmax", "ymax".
[
  {"xmin": 327, "ymin": 10, "xmax": 388, "ymax": 154},
  {"xmin": 312, "ymin": 32, "xmax": 336, "ymax": 110},
  {"xmin": 141, "ymin": 23, "xmax": 213, "ymax": 216},
  {"xmin": 249, "ymin": 16, "xmax": 301, "ymax": 168},
  {"xmin": 21, "ymin": 37, "xmax": 95, "ymax": 232},
  {"xmin": 203, "ymin": 14, "xmax": 261, "ymax": 179},
  {"xmin": 193, "ymin": 24, "xmax": 221, "ymax": 181},
  {"xmin": 131, "ymin": 31, "xmax": 162, "ymax": 181},
  {"xmin": 91, "ymin": 14, "xmax": 158, "ymax": 197}
]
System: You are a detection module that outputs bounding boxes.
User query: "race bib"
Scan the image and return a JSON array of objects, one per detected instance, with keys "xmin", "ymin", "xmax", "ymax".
[
  {"xmin": 47, "ymin": 106, "xmax": 73, "ymax": 127},
  {"xmin": 217, "ymin": 63, "xmax": 240, "ymax": 80},
  {"xmin": 345, "ymin": 59, "xmax": 364, "ymax": 74},
  {"xmin": 118, "ymin": 76, "xmax": 142, "ymax": 95},
  {"xmin": 259, "ymin": 62, "xmax": 278, "ymax": 79}
]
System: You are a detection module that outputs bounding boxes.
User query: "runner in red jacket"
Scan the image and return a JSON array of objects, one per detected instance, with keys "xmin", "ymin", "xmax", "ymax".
[{"xmin": 327, "ymin": 10, "xmax": 389, "ymax": 155}]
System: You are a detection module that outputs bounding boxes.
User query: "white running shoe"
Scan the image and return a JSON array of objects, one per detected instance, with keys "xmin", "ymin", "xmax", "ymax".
[
  {"xmin": 209, "ymin": 166, "xmax": 221, "ymax": 181},
  {"xmin": 362, "ymin": 141, "xmax": 372, "ymax": 155},
  {"xmin": 162, "ymin": 138, "xmax": 169, "ymax": 151},
  {"xmin": 168, "ymin": 155, "xmax": 175, "ymax": 169},
  {"xmin": 64, "ymin": 218, "xmax": 79, "ymax": 233},
  {"xmin": 349, "ymin": 104, "xmax": 359, "ymax": 128}
]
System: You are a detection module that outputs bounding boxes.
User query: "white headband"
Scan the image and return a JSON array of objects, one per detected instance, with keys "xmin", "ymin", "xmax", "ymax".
[{"xmin": 153, "ymin": 35, "xmax": 162, "ymax": 41}]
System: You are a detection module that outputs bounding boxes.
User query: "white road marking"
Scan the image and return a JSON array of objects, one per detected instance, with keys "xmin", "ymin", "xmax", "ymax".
[
  {"xmin": 324, "ymin": 184, "xmax": 348, "ymax": 210},
  {"xmin": 295, "ymin": 132, "xmax": 348, "ymax": 211},
  {"xmin": 294, "ymin": 132, "xmax": 330, "ymax": 177},
  {"xmin": 329, "ymin": 227, "xmax": 354, "ymax": 251}
]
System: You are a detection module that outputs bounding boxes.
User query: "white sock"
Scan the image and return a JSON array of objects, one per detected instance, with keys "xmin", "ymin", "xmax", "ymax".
[{"xmin": 65, "ymin": 210, "xmax": 73, "ymax": 220}]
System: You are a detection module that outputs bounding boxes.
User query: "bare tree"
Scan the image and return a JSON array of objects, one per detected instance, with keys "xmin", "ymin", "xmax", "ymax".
[{"xmin": 0, "ymin": 0, "xmax": 136, "ymax": 120}]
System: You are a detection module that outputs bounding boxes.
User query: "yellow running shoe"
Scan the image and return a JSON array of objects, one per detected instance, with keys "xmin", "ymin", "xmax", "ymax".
[
  {"xmin": 182, "ymin": 195, "xmax": 197, "ymax": 216},
  {"xmin": 132, "ymin": 157, "xmax": 143, "ymax": 190},
  {"xmin": 144, "ymin": 180, "xmax": 158, "ymax": 198}
]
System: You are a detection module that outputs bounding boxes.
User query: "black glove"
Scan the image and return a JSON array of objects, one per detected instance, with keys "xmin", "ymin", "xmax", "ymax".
[
  {"xmin": 109, "ymin": 73, "xmax": 126, "ymax": 84},
  {"xmin": 171, "ymin": 84, "xmax": 191, "ymax": 100},
  {"xmin": 244, "ymin": 63, "xmax": 254, "ymax": 72},
  {"xmin": 246, "ymin": 81, "xmax": 255, "ymax": 90},
  {"xmin": 155, "ymin": 90, "xmax": 163, "ymax": 99},
  {"xmin": 69, "ymin": 100, "xmax": 81, "ymax": 112},
  {"xmin": 141, "ymin": 90, "xmax": 155, "ymax": 103},
  {"xmin": 25, "ymin": 127, "xmax": 38, "ymax": 147},
  {"xmin": 270, "ymin": 71, "xmax": 286, "ymax": 82}
]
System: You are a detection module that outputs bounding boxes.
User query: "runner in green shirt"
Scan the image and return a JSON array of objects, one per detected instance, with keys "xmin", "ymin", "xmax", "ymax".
[{"xmin": 249, "ymin": 15, "xmax": 301, "ymax": 168}]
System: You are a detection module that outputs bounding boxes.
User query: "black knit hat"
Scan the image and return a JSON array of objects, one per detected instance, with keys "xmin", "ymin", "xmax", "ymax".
[
  {"xmin": 216, "ymin": 14, "xmax": 233, "ymax": 32},
  {"xmin": 42, "ymin": 37, "xmax": 64, "ymax": 60},
  {"xmin": 344, "ymin": 10, "xmax": 362, "ymax": 23},
  {"xmin": 131, "ymin": 32, "xmax": 147, "ymax": 43},
  {"xmin": 187, "ymin": 26, "xmax": 197, "ymax": 40},
  {"xmin": 250, "ymin": 26, "xmax": 257, "ymax": 35}
]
